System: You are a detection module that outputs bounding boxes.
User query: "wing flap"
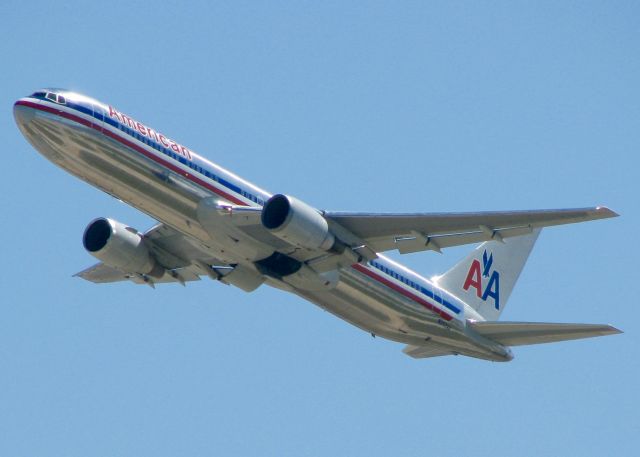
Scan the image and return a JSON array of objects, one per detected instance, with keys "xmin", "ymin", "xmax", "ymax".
[
  {"xmin": 325, "ymin": 206, "xmax": 618, "ymax": 254},
  {"xmin": 470, "ymin": 321, "xmax": 622, "ymax": 346},
  {"xmin": 75, "ymin": 263, "xmax": 202, "ymax": 285},
  {"xmin": 74, "ymin": 262, "xmax": 131, "ymax": 284},
  {"xmin": 74, "ymin": 262, "xmax": 202, "ymax": 285},
  {"xmin": 394, "ymin": 225, "xmax": 535, "ymax": 254},
  {"xmin": 402, "ymin": 343, "xmax": 456, "ymax": 359}
]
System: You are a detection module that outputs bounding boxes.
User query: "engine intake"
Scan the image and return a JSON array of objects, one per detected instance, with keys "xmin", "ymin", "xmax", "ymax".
[
  {"xmin": 83, "ymin": 217, "xmax": 164, "ymax": 277},
  {"xmin": 261, "ymin": 194, "xmax": 335, "ymax": 251}
]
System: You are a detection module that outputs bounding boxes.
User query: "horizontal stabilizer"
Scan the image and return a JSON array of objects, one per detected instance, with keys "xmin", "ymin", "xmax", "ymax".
[{"xmin": 470, "ymin": 321, "xmax": 622, "ymax": 346}]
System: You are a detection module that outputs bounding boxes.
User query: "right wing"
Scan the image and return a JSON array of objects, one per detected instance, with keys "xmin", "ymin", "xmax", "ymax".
[
  {"xmin": 186, "ymin": 200, "xmax": 617, "ymax": 258},
  {"xmin": 325, "ymin": 206, "xmax": 617, "ymax": 254}
]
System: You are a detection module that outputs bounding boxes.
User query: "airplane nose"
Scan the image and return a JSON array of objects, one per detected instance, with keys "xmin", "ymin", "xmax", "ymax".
[{"xmin": 13, "ymin": 101, "xmax": 36, "ymax": 129}]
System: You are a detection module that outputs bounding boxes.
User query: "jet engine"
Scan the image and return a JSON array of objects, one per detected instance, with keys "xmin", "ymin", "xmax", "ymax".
[
  {"xmin": 261, "ymin": 194, "xmax": 336, "ymax": 251},
  {"xmin": 82, "ymin": 217, "xmax": 164, "ymax": 277}
]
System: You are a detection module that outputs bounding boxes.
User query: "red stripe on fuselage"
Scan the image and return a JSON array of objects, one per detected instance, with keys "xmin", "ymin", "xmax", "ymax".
[
  {"xmin": 16, "ymin": 100, "xmax": 248, "ymax": 206},
  {"xmin": 351, "ymin": 263, "xmax": 454, "ymax": 321}
]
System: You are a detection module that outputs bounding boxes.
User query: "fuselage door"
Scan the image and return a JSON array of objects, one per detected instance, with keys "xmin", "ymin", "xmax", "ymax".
[
  {"xmin": 432, "ymin": 285, "xmax": 444, "ymax": 317},
  {"xmin": 92, "ymin": 103, "xmax": 104, "ymax": 132}
]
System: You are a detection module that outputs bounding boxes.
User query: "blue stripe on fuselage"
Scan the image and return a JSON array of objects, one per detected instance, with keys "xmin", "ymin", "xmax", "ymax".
[
  {"xmin": 369, "ymin": 260, "xmax": 461, "ymax": 314},
  {"xmin": 28, "ymin": 94, "xmax": 268, "ymax": 207}
]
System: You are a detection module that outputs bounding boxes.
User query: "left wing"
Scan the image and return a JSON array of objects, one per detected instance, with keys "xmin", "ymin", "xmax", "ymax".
[
  {"xmin": 74, "ymin": 223, "xmax": 220, "ymax": 286},
  {"xmin": 402, "ymin": 343, "xmax": 456, "ymax": 359},
  {"xmin": 75, "ymin": 262, "xmax": 201, "ymax": 285},
  {"xmin": 325, "ymin": 206, "xmax": 617, "ymax": 254}
]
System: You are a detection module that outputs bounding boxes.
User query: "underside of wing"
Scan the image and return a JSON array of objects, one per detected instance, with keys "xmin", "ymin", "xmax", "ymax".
[
  {"xmin": 74, "ymin": 262, "xmax": 201, "ymax": 285},
  {"xmin": 469, "ymin": 321, "xmax": 622, "ymax": 346},
  {"xmin": 402, "ymin": 343, "xmax": 457, "ymax": 359},
  {"xmin": 74, "ymin": 262, "xmax": 133, "ymax": 283},
  {"xmin": 325, "ymin": 206, "xmax": 617, "ymax": 254}
]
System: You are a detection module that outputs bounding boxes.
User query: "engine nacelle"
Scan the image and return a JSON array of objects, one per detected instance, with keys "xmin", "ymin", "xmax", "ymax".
[
  {"xmin": 261, "ymin": 194, "xmax": 335, "ymax": 251},
  {"xmin": 82, "ymin": 218, "xmax": 164, "ymax": 278}
]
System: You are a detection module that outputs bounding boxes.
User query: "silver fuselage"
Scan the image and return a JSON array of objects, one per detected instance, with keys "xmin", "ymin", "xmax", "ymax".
[{"xmin": 14, "ymin": 90, "xmax": 511, "ymax": 361}]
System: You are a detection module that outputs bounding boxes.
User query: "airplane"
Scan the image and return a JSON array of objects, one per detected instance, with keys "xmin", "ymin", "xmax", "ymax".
[{"xmin": 13, "ymin": 88, "xmax": 621, "ymax": 362}]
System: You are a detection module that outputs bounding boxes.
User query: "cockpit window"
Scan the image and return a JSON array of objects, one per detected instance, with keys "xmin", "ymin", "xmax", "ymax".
[
  {"xmin": 45, "ymin": 92, "xmax": 67, "ymax": 105},
  {"xmin": 31, "ymin": 91, "xmax": 46, "ymax": 98}
]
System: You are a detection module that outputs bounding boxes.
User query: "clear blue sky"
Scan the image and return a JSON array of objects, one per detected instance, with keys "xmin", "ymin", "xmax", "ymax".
[{"xmin": 1, "ymin": 1, "xmax": 638, "ymax": 455}]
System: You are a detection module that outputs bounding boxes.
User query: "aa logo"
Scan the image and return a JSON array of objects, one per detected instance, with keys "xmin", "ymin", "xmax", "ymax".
[{"xmin": 462, "ymin": 250, "xmax": 500, "ymax": 309}]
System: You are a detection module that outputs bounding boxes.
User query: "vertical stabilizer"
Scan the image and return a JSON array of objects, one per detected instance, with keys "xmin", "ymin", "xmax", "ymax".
[{"xmin": 434, "ymin": 229, "xmax": 541, "ymax": 321}]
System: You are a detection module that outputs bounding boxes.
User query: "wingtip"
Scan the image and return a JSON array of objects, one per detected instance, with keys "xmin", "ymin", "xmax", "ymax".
[
  {"xmin": 594, "ymin": 206, "xmax": 620, "ymax": 218},
  {"xmin": 606, "ymin": 325, "xmax": 623, "ymax": 335}
]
